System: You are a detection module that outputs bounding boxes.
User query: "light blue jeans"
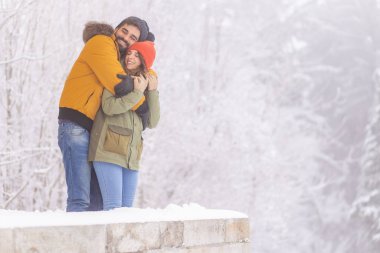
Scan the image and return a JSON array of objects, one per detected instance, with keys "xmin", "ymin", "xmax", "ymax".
[
  {"xmin": 93, "ymin": 161, "xmax": 139, "ymax": 210},
  {"xmin": 58, "ymin": 120, "xmax": 103, "ymax": 212}
]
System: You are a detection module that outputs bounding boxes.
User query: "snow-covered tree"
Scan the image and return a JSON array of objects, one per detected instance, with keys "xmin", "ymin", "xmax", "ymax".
[{"xmin": 0, "ymin": 0, "xmax": 379, "ymax": 252}]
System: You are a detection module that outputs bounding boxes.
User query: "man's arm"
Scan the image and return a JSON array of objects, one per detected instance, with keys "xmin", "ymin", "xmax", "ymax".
[{"xmin": 83, "ymin": 35, "xmax": 125, "ymax": 95}]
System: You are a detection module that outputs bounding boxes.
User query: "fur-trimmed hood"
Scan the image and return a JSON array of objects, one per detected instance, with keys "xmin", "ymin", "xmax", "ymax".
[{"xmin": 82, "ymin": 22, "xmax": 114, "ymax": 43}]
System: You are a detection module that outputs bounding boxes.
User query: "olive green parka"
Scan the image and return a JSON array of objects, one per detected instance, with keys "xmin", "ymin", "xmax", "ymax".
[{"xmin": 88, "ymin": 88, "xmax": 160, "ymax": 170}]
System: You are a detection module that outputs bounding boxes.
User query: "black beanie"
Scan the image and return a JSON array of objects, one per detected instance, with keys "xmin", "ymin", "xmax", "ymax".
[{"xmin": 116, "ymin": 16, "xmax": 155, "ymax": 42}]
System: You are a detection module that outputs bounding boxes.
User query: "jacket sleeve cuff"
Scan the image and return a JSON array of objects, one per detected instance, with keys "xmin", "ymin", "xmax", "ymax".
[
  {"xmin": 147, "ymin": 90, "xmax": 159, "ymax": 97},
  {"xmin": 132, "ymin": 89, "xmax": 144, "ymax": 96}
]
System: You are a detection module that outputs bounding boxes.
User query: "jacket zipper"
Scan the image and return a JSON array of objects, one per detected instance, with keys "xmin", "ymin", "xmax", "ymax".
[{"xmin": 127, "ymin": 114, "xmax": 134, "ymax": 168}]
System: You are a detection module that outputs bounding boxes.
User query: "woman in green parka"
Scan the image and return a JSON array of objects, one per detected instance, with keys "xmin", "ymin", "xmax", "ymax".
[{"xmin": 88, "ymin": 41, "xmax": 159, "ymax": 210}]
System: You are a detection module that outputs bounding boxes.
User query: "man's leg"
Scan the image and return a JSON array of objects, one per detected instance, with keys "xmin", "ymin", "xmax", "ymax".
[
  {"xmin": 58, "ymin": 120, "xmax": 91, "ymax": 212},
  {"xmin": 88, "ymin": 164, "xmax": 103, "ymax": 211}
]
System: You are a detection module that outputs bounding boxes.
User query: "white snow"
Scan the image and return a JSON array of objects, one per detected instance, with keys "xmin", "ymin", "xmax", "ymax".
[
  {"xmin": 1, "ymin": 1, "xmax": 379, "ymax": 253},
  {"xmin": 0, "ymin": 203, "xmax": 248, "ymax": 228}
]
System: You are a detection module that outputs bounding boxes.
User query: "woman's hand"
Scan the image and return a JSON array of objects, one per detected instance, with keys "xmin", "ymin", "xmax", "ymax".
[
  {"xmin": 147, "ymin": 73, "xmax": 158, "ymax": 91},
  {"xmin": 133, "ymin": 74, "xmax": 148, "ymax": 92}
]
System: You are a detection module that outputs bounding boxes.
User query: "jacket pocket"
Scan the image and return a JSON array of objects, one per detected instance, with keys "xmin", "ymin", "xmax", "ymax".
[
  {"xmin": 84, "ymin": 91, "xmax": 94, "ymax": 106},
  {"xmin": 103, "ymin": 125, "xmax": 132, "ymax": 156}
]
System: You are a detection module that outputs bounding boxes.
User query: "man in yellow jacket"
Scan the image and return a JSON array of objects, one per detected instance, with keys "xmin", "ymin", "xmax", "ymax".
[{"xmin": 58, "ymin": 16, "xmax": 155, "ymax": 212}]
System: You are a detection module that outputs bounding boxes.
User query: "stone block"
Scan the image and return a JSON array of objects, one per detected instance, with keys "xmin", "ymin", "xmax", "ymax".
[
  {"xmin": 107, "ymin": 222, "xmax": 161, "ymax": 252},
  {"xmin": 0, "ymin": 229, "xmax": 14, "ymax": 253},
  {"xmin": 183, "ymin": 243, "xmax": 250, "ymax": 253},
  {"xmin": 219, "ymin": 243, "xmax": 251, "ymax": 253},
  {"xmin": 183, "ymin": 219, "xmax": 225, "ymax": 247},
  {"xmin": 159, "ymin": 221, "xmax": 184, "ymax": 247},
  {"xmin": 145, "ymin": 248, "xmax": 186, "ymax": 253},
  {"xmin": 1, "ymin": 208, "xmax": 250, "ymax": 253},
  {"xmin": 225, "ymin": 218, "xmax": 250, "ymax": 243},
  {"xmin": 13, "ymin": 225, "xmax": 106, "ymax": 253}
]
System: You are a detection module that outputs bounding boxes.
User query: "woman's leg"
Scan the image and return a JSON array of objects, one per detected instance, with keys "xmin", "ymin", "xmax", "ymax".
[
  {"xmin": 121, "ymin": 168, "xmax": 139, "ymax": 207},
  {"xmin": 93, "ymin": 161, "xmax": 123, "ymax": 210}
]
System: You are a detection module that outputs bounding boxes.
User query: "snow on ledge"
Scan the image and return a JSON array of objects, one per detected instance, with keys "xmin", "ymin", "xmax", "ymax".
[{"xmin": 0, "ymin": 203, "xmax": 248, "ymax": 228}]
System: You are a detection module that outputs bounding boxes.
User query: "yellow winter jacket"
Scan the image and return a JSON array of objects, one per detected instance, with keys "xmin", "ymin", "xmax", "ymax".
[{"xmin": 58, "ymin": 26, "xmax": 145, "ymax": 131}]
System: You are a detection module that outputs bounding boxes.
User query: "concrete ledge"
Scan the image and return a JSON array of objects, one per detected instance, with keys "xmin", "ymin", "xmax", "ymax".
[{"xmin": 0, "ymin": 205, "xmax": 250, "ymax": 253}]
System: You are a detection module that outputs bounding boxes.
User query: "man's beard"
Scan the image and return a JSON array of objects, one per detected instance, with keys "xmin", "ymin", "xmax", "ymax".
[{"xmin": 116, "ymin": 36, "xmax": 129, "ymax": 55}]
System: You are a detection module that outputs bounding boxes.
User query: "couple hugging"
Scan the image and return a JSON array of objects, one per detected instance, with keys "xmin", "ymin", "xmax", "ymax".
[{"xmin": 58, "ymin": 16, "xmax": 160, "ymax": 212}]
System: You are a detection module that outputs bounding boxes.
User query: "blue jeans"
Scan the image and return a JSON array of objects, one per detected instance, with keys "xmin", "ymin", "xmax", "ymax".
[
  {"xmin": 93, "ymin": 161, "xmax": 138, "ymax": 210},
  {"xmin": 58, "ymin": 120, "xmax": 103, "ymax": 212}
]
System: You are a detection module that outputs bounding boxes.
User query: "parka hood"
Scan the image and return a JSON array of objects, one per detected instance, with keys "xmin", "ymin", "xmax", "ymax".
[{"xmin": 83, "ymin": 22, "xmax": 114, "ymax": 43}]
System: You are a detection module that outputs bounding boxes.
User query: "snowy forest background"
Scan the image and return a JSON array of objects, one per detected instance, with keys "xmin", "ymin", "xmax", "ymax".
[{"xmin": 1, "ymin": 0, "xmax": 380, "ymax": 252}]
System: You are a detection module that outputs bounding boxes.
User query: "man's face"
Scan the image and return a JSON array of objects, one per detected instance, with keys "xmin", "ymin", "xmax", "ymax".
[{"xmin": 115, "ymin": 24, "xmax": 141, "ymax": 53}]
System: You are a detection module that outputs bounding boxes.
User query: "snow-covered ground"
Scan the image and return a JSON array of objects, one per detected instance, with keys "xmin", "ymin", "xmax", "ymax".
[
  {"xmin": 0, "ymin": 203, "xmax": 247, "ymax": 228},
  {"xmin": 0, "ymin": 0, "xmax": 379, "ymax": 253}
]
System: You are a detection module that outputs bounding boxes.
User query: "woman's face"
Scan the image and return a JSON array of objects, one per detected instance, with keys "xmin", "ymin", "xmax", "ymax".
[{"xmin": 125, "ymin": 50, "xmax": 142, "ymax": 70}]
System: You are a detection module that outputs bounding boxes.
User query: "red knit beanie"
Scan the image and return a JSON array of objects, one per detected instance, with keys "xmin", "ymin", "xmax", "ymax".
[{"xmin": 128, "ymin": 41, "xmax": 156, "ymax": 69}]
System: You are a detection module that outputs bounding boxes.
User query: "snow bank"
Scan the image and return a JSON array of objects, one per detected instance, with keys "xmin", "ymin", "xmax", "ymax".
[{"xmin": 0, "ymin": 203, "xmax": 248, "ymax": 228}]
